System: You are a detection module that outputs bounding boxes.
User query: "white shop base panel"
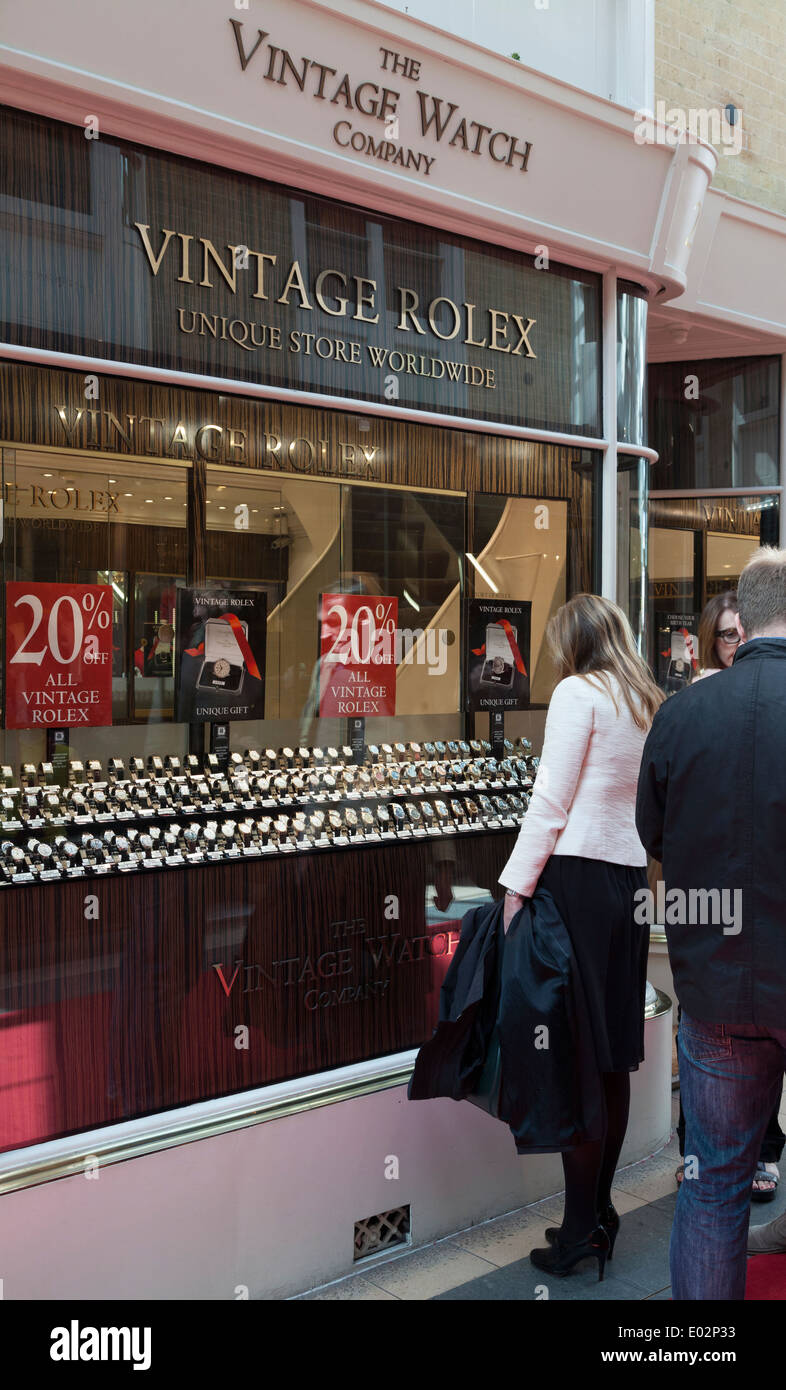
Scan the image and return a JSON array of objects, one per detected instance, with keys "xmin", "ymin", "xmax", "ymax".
[{"xmin": 0, "ymin": 998, "xmax": 672, "ymax": 1300}]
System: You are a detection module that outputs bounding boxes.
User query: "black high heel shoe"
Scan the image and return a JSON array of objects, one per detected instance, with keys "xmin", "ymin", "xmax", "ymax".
[
  {"xmin": 545, "ymin": 1202, "xmax": 620, "ymax": 1260},
  {"xmin": 531, "ymin": 1225, "xmax": 611, "ymax": 1281}
]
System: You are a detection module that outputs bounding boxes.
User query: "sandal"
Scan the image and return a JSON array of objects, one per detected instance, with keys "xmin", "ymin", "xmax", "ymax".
[{"xmin": 752, "ymin": 1162, "xmax": 779, "ymax": 1203}]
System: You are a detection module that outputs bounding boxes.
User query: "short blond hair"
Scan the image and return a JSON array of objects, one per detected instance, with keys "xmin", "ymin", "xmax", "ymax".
[{"xmin": 737, "ymin": 547, "xmax": 786, "ymax": 637}]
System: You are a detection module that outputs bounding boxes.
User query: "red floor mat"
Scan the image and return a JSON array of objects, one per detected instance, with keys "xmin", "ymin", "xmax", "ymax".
[{"xmin": 746, "ymin": 1254, "xmax": 786, "ymax": 1300}]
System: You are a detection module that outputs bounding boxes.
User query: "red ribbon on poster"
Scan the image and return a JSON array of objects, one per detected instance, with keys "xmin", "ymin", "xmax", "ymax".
[
  {"xmin": 185, "ymin": 612, "xmax": 262, "ymax": 679},
  {"xmin": 471, "ymin": 619, "xmax": 528, "ymax": 675}
]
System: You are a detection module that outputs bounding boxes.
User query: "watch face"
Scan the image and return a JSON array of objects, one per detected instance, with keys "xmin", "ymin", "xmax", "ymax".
[
  {"xmin": 345, "ymin": 807, "xmax": 359, "ymax": 827},
  {"xmin": 391, "ymin": 803, "xmax": 405, "ymax": 822},
  {"xmin": 376, "ymin": 805, "xmax": 390, "ymax": 823},
  {"xmin": 328, "ymin": 810, "xmax": 343, "ymax": 830},
  {"xmin": 421, "ymin": 802, "xmax": 434, "ymax": 819},
  {"xmin": 450, "ymin": 800, "xmax": 465, "ymax": 819},
  {"xmin": 361, "ymin": 807, "xmax": 374, "ymax": 827},
  {"xmin": 435, "ymin": 801, "xmax": 449, "ymax": 819},
  {"xmin": 405, "ymin": 802, "xmax": 421, "ymax": 822},
  {"xmin": 423, "ymin": 742, "xmax": 436, "ymax": 756},
  {"xmin": 465, "ymin": 800, "xmax": 479, "ymax": 818}
]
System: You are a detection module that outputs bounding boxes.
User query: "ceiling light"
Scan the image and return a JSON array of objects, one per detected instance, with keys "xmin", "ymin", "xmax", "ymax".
[
  {"xmin": 43, "ymin": 472, "xmax": 52, "ymax": 477},
  {"xmin": 216, "ymin": 485, "xmax": 226, "ymax": 492},
  {"xmin": 144, "ymin": 498, "xmax": 154, "ymax": 503},
  {"xmin": 124, "ymin": 492, "xmax": 133, "ymax": 497},
  {"xmin": 218, "ymin": 505, "xmax": 226, "ymax": 510},
  {"xmin": 108, "ymin": 477, "xmax": 116, "ymax": 483},
  {"xmin": 163, "ymin": 496, "xmax": 172, "ymax": 501}
]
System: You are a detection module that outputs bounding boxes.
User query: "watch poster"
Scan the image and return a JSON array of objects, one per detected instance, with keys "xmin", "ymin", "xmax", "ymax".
[
  {"xmin": 466, "ymin": 599, "xmax": 531, "ymax": 711},
  {"xmin": 657, "ymin": 613, "xmax": 699, "ymax": 694},
  {"xmin": 4, "ymin": 581, "xmax": 113, "ymax": 729},
  {"xmin": 318, "ymin": 593, "xmax": 398, "ymax": 718},
  {"xmin": 176, "ymin": 587, "xmax": 267, "ymax": 722}
]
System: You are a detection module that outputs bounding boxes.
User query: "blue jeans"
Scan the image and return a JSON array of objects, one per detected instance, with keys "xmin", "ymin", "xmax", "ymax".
[{"xmin": 671, "ymin": 1011, "xmax": 786, "ymax": 1300}]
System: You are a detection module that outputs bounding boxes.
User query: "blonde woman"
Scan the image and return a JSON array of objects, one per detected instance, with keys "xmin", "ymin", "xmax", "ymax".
[{"xmin": 499, "ymin": 594, "xmax": 664, "ymax": 1279}]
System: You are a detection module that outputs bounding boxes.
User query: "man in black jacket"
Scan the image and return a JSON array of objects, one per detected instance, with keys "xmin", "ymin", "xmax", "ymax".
[{"xmin": 636, "ymin": 546, "xmax": 786, "ymax": 1301}]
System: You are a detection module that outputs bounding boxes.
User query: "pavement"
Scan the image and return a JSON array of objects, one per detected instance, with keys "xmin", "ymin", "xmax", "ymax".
[{"xmin": 295, "ymin": 1082, "xmax": 786, "ymax": 1301}]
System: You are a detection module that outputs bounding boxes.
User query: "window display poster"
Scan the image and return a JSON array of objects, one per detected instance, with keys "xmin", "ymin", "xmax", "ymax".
[
  {"xmin": 175, "ymin": 587, "xmax": 267, "ymax": 722},
  {"xmin": 4, "ymin": 581, "xmax": 113, "ymax": 729},
  {"xmin": 318, "ymin": 594, "xmax": 398, "ymax": 718},
  {"xmin": 657, "ymin": 613, "xmax": 699, "ymax": 694},
  {"xmin": 466, "ymin": 599, "xmax": 531, "ymax": 711}
]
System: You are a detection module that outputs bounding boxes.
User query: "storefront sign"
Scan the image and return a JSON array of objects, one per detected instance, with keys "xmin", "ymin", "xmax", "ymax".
[
  {"xmin": 2, "ymin": 482, "xmax": 120, "ymax": 513},
  {"xmin": 4, "ymin": 582, "xmax": 113, "ymax": 729},
  {"xmin": 466, "ymin": 599, "xmax": 531, "ymax": 711},
  {"xmin": 657, "ymin": 613, "xmax": 699, "ymax": 693},
  {"xmin": 50, "ymin": 407, "xmax": 380, "ymax": 477},
  {"xmin": 175, "ymin": 588, "xmax": 267, "ymax": 722},
  {"xmin": 229, "ymin": 22, "xmax": 533, "ymax": 183},
  {"xmin": 1, "ymin": 108, "xmax": 602, "ymax": 436},
  {"xmin": 318, "ymin": 594, "xmax": 398, "ymax": 717}
]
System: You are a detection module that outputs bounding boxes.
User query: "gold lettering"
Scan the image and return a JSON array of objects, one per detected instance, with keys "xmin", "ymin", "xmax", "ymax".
[
  {"xmin": 488, "ymin": 309, "xmax": 511, "ymax": 353},
  {"xmin": 352, "ymin": 277, "xmax": 379, "ymax": 324},
  {"xmin": 195, "ymin": 425, "xmax": 224, "ymax": 460},
  {"xmin": 510, "ymin": 314, "xmax": 536, "ymax": 358},
  {"xmin": 463, "ymin": 303, "xmax": 487, "ymax": 348},
  {"xmin": 228, "ymin": 429, "xmax": 246, "ymax": 461},
  {"xmin": 277, "ymin": 260, "xmax": 313, "ymax": 310},
  {"xmin": 200, "ymin": 239, "xmax": 238, "ymax": 292},
  {"xmin": 139, "ymin": 418, "xmax": 165, "ymax": 454},
  {"xmin": 314, "ymin": 268, "xmax": 349, "ymax": 316},
  {"xmin": 134, "ymin": 225, "xmax": 176, "ymax": 275},
  {"xmin": 397, "ymin": 286, "xmax": 426, "ymax": 334},
  {"xmin": 169, "ymin": 423, "xmax": 192, "ymax": 457}
]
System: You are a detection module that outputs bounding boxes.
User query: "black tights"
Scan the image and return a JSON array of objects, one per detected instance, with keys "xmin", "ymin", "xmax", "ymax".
[{"xmin": 558, "ymin": 1071, "xmax": 631, "ymax": 1241}]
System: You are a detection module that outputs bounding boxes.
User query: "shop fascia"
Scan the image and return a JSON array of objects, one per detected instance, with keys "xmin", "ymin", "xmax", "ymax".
[
  {"xmin": 50, "ymin": 405, "xmax": 380, "ymax": 478},
  {"xmin": 134, "ymin": 224, "xmax": 537, "ymax": 361},
  {"xmin": 228, "ymin": 19, "xmax": 534, "ymax": 181}
]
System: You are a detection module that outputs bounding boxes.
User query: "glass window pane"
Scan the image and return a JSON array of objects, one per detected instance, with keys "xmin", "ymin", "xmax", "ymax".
[{"xmin": 648, "ymin": 356, "xmax": 780, "ymax": 489}]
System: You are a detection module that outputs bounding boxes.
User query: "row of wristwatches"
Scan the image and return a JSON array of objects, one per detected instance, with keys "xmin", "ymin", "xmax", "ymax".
[
  {"xmin": 0, "ymin": 740, "xmax": 539, "ymax": 881},
  {"xmin": 1, "ymin": 790, "xmax": 531, "ymax": 881}
]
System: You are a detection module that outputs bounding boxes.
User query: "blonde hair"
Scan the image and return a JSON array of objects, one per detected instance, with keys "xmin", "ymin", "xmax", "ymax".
[{"xmin": 547, "ymin": 594, "xmax": 664, "ymax": 731}]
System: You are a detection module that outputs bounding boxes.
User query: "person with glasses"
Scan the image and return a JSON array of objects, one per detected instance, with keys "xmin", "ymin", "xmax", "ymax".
[
  {"xmin": 673, "ymin": 588, "xmax": 784, "ymax": 1201},
  {"xmin": 694, "ymin": 588, "xmax": 741, "ymax": 678}
]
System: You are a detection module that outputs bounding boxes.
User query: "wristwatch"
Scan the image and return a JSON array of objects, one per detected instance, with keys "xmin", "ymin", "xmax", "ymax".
[{"xmin": 505, "ymin": 887, "xmax": 524, "ymax": 898}]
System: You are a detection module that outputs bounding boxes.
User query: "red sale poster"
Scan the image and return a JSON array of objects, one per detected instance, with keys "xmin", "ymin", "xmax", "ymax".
[
  {"xmin": 5, "ymin": 583, "xmax": 113, "ymax": 729},
  {"xmin": 318, "ymin": 594, "xmax": 398, "ymax": 718}
]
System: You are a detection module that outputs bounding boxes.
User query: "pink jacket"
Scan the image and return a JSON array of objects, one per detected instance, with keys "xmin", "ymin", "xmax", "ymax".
[{"xmin": 499, "ymin": 672, "xmax": 649, "ymax": 897}]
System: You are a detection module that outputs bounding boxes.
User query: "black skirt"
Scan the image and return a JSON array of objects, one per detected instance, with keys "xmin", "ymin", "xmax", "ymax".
[{"xmin": 536, "ymin": 855, "xmax": 650, "ymax": 1074}]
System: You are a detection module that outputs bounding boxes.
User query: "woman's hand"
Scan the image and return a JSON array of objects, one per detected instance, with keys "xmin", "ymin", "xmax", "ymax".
[{"xmin": 503, "ymin": 890, "xmax": 525, "ymax": 933}]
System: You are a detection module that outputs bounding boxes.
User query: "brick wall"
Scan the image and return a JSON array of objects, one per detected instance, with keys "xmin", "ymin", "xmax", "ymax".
[{"xmin": 655, "ymin": 0, "xmax": 786, "ymax": 214}]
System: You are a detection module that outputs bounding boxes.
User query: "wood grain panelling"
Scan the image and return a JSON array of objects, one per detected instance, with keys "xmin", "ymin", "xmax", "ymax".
[
  {"xmin": 649, "ymin": 496, "xmax": 764, "ymax": 537},
  {"xmin": 0, "ymin": 362, "xmax": 599, "ymax": 596},
  {"xmin": 0, "ymin": 832, "xmax": 514, "ymax": 1153}
]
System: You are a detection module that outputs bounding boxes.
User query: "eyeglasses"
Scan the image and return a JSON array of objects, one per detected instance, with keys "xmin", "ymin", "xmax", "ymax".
[{"xmin": 715, "ymin": 629, "xmax": 741, "ymax": 645}]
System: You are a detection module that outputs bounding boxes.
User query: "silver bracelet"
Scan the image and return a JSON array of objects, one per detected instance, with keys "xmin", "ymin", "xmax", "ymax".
[{"xmin": 505, "ymin": 887, "xmax": 524, "ymax": 898}]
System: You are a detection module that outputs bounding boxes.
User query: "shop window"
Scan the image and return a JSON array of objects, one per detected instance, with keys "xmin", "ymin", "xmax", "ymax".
[{"xmin": 0, "ymin": 449, "xmax": 188, "ymax": 764}]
